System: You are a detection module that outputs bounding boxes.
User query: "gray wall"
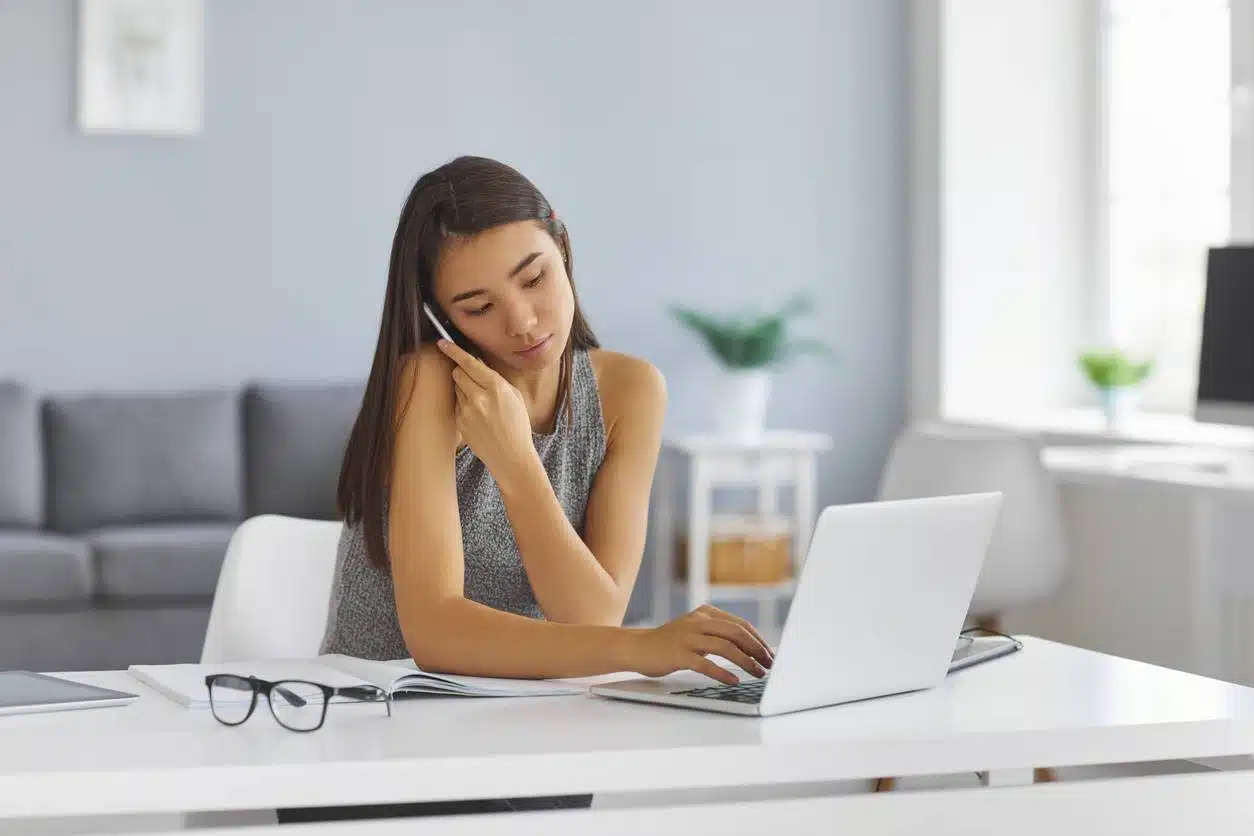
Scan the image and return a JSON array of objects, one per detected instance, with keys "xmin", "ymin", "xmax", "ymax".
[{"xmin": 0, "ymin": 0, "xmax": 906, "ymax": 519}]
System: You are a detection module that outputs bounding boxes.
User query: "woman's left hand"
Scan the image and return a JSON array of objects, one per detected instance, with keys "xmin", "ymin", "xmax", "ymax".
[{"xmin": 437, "ymin": 339, "xmax": 536, "ymax": 479}]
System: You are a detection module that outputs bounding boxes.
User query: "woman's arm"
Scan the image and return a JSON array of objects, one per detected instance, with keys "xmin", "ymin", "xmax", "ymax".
[
  {"xmin": 388, "ymin": 346, "xmax": 634, "ymax": 676},
  {"xmin": 389, "ymin": 348, "xmax": 767, "ymax": 681},
  {"xmin": 493, "ymin": 354, "xmax": 667, "ymax": 626}
]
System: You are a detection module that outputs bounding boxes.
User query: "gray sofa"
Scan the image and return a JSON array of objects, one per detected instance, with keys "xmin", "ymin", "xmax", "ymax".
[{"xmin": 0, "ymin": 380, "xmax": 363, "ymax": 672}]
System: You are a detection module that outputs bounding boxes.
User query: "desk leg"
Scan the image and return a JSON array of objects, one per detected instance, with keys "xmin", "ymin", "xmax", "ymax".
[
  {"xmin": 794, "ymin": 454, "xmax": 816, "ymax": 570},
  {"xmin": 758, "ymin": 468, "xmax": 778, "ymax": 634},
  {"xmin": 1190, "ymin": 497, "xmax": 1231, "ymax": 681},
  {"xmin": 651, "ymin": 450, "xmax": 675, "ymax": 625},
  {"xmin": 687, "ymin": 458, "xmax": 711, "ymax": 613}
]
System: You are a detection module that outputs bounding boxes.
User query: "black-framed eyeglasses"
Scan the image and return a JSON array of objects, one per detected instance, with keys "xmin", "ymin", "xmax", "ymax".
[{"xmin": 203, "ymin": 673, "xmax": 393, "ymax": 732}]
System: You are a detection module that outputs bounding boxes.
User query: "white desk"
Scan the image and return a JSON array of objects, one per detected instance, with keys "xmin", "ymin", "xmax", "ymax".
[
  {"xmin": 1043, "ymin": 444, "xmax": 1254, "ymax": 499},
  {"xmin": 1042, "ymin": 445, "xmax": 1254, "ymax": 684},
  {"xmin": 4, "ymin": 638, "xmax": 1254, "ymax": 827}
]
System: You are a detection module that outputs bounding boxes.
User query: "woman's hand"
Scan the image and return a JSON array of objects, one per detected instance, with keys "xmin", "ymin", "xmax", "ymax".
[
  {"xmin": 437, "ymin": 339, "xmax": 536, "ymax": 480},
  {"xmin": 623, "ymin": 605, "xmax": 776, "ymax": 685}
]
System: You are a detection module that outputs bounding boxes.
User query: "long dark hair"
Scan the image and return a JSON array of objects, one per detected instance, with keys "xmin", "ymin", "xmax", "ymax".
[{"xmin": 337, "ymin": 156, "xmax": 599, "ymax": 570}]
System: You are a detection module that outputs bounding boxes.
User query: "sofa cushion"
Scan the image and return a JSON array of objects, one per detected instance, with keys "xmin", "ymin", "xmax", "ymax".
[
  {"xmin": 0, "ymin": 383, "xmax": 43, "ymax": 528},
  {"xmin": 88, "ymin": 522, "xmax": 237, "ymax": 599},
  {"xmin": 244, "ymin": 382, "xmax": 363, "ymax": 519},
  {"xmin": 44, "ymin": 390, "xmax": 244, "ymax": 533},
  {"xmin": 0, "ymin": 530, "xmax": 91, "ymax": 604}
]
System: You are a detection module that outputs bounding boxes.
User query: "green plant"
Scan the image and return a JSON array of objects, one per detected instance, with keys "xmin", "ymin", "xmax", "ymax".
[
  {"xmin": 1078, "ymin": 349, "xmax": 1153, "ymax": 389},
  {"xmin": 668, "ymin": 293, "xmax": 833, "ymax": 370}
]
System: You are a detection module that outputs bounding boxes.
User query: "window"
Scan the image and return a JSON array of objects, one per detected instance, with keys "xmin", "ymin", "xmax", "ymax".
[{"xmin": 1101, "ymin": 0, "xmax": 1232, "ymax": 412}]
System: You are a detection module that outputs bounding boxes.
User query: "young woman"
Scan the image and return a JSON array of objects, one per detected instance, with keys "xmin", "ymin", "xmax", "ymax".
[{"xmin": 279, "ymin": 156, "xmax": 773, "ymax": 822}]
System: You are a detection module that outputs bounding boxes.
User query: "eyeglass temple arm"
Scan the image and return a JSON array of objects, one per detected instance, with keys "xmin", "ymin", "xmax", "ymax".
[{"xmin": 335, "ymin": 685, "xmax": 393, "ymax": 716}]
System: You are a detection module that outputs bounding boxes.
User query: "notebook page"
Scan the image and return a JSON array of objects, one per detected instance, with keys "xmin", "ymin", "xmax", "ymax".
[{"xmin": 129, "ymin": 659, "xmax": 368, "ymax": 708}]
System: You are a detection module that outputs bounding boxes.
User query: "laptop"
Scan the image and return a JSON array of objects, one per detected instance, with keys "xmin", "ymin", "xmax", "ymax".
[{"xmin": 591, "ymin": 492, "xmax": 1011, "ymax": 717}]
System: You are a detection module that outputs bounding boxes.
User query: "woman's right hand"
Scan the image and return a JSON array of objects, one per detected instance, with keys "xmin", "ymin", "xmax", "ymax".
[{"xmin": 623, "ymin": 605, "xmax": 776, "ymax": 685}]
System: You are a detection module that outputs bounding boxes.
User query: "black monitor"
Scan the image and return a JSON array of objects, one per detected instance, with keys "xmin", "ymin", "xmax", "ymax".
[{"xmin": 1196, "ymin": 245, "xmax": 1254, "ymax": 426}]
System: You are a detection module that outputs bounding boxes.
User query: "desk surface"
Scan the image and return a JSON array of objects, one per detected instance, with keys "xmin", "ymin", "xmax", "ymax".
[
  {"xmin": 4, "ymin": 638, "xmax": 1254, "ymax": 819},
  {"xmin": 1044, "ymin": 445, "xmax": 1254, "ymax": 498}
]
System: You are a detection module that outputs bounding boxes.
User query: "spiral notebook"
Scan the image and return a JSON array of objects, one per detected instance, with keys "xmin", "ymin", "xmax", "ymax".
[{"xmin": 949, "ymin": 634, "xmax": 1023, "ymax": 672}]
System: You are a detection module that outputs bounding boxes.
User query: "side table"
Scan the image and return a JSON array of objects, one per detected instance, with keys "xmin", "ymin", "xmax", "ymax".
[{"xmin": 649, "ymin": 432, "xmax": 833, "ymax": 637}]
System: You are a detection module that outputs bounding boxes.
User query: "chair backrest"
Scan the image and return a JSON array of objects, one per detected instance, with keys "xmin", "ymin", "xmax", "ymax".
[
  {"xmin": 877, "ymin": 422, "xmax": 1066, "ymax": 614},
  {"xmin": 200, "ymin": 514, "xmax": 344, "ymax": 663}
]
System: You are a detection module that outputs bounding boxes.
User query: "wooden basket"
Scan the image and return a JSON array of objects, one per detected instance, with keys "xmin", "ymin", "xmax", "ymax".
[{"xmin": 675, "ymin": 514, "xmax": 793, "ymax": 585}]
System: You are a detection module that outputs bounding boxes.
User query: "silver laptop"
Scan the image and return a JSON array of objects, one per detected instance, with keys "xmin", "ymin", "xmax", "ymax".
[{"xmin": 591, "ymin": 492, "xmax": 1006, "ymax": 717}]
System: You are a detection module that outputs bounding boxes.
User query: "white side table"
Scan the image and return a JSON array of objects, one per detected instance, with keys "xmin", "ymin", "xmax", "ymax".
[{"xmin": 650, "ymin": 432, "xmax": 833, "ymax": 637}]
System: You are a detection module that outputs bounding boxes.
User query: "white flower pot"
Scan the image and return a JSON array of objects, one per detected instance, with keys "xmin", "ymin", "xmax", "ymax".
[
  {"xmin": 714, "ymin": 369, "xmax": 771, "ymax": 440},
  {"xmin": 1099, "ymin": 386, "xmax": 1140, "ymax": 430}
]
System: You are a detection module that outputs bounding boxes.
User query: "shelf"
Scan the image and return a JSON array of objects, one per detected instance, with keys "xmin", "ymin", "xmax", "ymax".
[
  {"xmin": 664, "ymin": 432, "xmax": 833, "ymax": 455},
  {"xmin": 672, "ymin": 580, "xmax": 796, "ymax": 600}
]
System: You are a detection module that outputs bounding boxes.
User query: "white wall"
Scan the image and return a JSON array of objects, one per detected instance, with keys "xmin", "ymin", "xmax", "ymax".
[
  {"xmin": 910, "ymin": 0, "xmax": 1100, "ymax": 421},
  {"xmin": 0, "ymin": 0, "xmax": 908, "ymax": 513}
]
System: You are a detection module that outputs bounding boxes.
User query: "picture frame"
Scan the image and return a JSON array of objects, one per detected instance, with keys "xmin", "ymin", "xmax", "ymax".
[{"xmin": 76, "ymin": 0, "xmax": 204, "ymax": 136}]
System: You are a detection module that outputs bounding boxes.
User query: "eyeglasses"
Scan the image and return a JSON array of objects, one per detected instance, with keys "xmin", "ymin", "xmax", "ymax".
[{"xmin": 203, "ymin": 673, "xmax": 393, "ymax": 732}]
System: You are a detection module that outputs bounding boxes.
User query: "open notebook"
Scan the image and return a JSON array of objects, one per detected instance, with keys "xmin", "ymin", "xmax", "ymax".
[{"xmin": 128, "ymin": 654, "xmax": 584, "ymax": 710}]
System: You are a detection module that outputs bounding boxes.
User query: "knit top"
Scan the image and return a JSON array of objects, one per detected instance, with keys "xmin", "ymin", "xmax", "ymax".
[{"xmin": 319, "ymin": 349, "xmax": 606, "ymax": 661}]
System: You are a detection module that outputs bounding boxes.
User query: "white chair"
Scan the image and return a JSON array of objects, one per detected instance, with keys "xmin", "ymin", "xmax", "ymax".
[
  {"xmin": 200, "ymin": 514, "xmax": 344, "ymax": 664},
  {"xmin": 877, "ymin": 422, "xmax": 1067, "ymax": 626},
  {"xmin": 187, "ymin": 515, "xmax": 345, "ymax": 829},
  {"xmin": 874, "ymin": 422, "xmax": 1067, "ymax": 789}
]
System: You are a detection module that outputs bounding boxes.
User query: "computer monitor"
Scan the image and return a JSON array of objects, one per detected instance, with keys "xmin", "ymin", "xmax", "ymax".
[{"xmin": 1196, "ymin": 245, "xmax": 1254, "ymax": 426}]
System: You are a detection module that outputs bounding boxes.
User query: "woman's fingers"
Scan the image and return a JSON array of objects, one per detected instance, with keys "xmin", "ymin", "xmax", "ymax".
[
  {"xmin": 691, "ymin": 655, "xmax": 740, "ymax": 686},
  {"xmin": 695, "ymin": 636, "xmax": 767, "ymax": 679},
  {"xmin": 701, "ymin": 605, "xmax": 773, "ymax": 660},
  {"xmin": 437, "ymin": 339, "xmax": 495, "ymax": 388},
  {"xmin": 696, "ymin": 609, "xmax": 774, "ymax": 668},
  {"xmin": 727, "ymin": 615, "xmax": 775, "ymax": 665},
  {"xmin": 450, "ymin": 366, "xmax": 484, "ymax": 396}
]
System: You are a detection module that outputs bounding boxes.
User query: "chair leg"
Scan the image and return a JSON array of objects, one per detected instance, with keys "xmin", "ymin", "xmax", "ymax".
[
  {"xmin": 873, "ymin": 777, "xmax": 897, "ymax": 792},
  {"xmin": 1034, "ymin": 767, "xmax": 1058, "ymax": 783}
]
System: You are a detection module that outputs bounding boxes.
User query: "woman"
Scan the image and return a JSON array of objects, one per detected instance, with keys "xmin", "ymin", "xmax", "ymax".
[{"xmin": 280, "ymin": 156, "xmax": 773, "ymax": 822}]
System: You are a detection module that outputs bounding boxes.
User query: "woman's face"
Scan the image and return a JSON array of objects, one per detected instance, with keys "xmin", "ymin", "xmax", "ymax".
[{"xmin": 432, "ymin": 221, "xmax": 574, "ymax": 373}]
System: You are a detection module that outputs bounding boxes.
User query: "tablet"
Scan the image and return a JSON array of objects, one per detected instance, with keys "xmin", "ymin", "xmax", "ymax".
[{"xmin": 0, "ymin": 671, "xmax": 139, "ymax": 716}]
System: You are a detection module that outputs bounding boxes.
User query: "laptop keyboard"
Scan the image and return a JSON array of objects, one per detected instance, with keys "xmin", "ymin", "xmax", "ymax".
[
  {"xmin": 671, "ymin": 638, "xmax": 988, "ymax": 705},
  {"xmin": 673, "ymin": 678, "xmax": 767, "ymax": 704}
]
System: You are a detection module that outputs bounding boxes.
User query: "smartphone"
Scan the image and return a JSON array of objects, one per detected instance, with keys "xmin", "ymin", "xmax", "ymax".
[{"xmin": 422, "ymin": 302, "xmax": 456, "ymax": 343}]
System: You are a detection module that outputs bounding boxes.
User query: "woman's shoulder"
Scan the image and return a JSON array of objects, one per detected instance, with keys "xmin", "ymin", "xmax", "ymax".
[
  {"xmin": 393, "ymin": 344, "xmax": 456, "ymax": 423},
  {"xmin": 400, "ymin": 343, "xmax": 455, "ymax": 378},
  {"xmin": 586, "ymin": 349, "xmax": 667, "ymax": 441},
  {"xmin": 587, "ymin": 349, "xmax": 666, "ymax": 399}
]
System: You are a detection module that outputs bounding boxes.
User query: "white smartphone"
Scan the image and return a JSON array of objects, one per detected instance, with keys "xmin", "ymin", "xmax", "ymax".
[{"xmin": 422, "ymin": 302, "xmax": 456, "ymax": 343}]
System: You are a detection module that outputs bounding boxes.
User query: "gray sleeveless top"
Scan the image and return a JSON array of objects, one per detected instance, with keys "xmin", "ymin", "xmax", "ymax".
[{"xmin": 319, "ymin": 349, "xmax": 606, "ymax": 661}]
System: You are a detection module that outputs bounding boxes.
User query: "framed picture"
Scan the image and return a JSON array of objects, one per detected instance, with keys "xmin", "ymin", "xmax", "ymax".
[{"xmin": 76, "ymin": 0, "xmax": 204, "ymax": 136}]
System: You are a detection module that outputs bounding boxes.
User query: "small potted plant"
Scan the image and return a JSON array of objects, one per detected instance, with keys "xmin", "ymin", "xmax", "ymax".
[
  {"xmin": 669, "ymin": 293, "xmax": 832, "ymax": 439},
  {"xmin": 1078, "ymin": 349, "xmax": 1154, "ymax": 429}
]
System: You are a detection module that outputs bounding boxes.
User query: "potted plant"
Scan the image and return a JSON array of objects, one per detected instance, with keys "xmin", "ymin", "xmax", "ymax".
[
  {"xmin": 1078, "ymin": 349, "xmax": 1154, "ymax": 429},
  {"xmin": 669, "ymin": 294, "xmax": 832, "ymax": 439}
]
